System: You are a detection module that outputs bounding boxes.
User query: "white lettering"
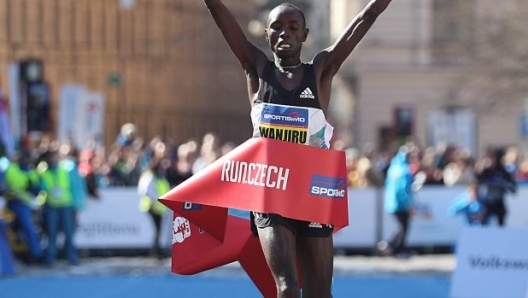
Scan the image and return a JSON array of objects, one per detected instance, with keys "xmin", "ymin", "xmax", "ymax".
[
  {"xmin": 247, "ymin": 163, "xmax": 256, "ymax": 185},
  {"xmin": 221, "ymin": 160, "xmax": 290, "ymax": 190},
  {"xmin": 239, "ymin": 162, "xmax": 248, "ymax": 183},
  {"xmin": 221, "ymin": 161, "xmax": 230, "ymax": 181},
  {"xmin": 266, "ymin": 166, "xmax": 278, "ymax": 188},
  {"xmin": 311, "ymin": 186, "xmax": 346, "ymax": 198},
  {"xmin": 263, "ymin": 114, "xmax": 306, "ymax": 123},
  {"xmin": 259, "ymin": 165, "xmax": 268, "ymax": 186},
  {"xmin": 276, "ymin": 168, "xmax": 290, "ymax": 190},
  {"xmin": 253, "ymin": 163, "xmax": 262, "ymax": 186}
]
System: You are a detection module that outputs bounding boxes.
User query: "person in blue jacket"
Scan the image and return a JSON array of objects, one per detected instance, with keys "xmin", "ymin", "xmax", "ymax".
[
  {"xmin": 450, "ymin": 182, "xmax": 484, "ymax": 226},
  {"xmin": 378, "ymin": 146, "xmax": 414, "ymax": 257},
  {"xmin": 0, "ymin": 156, "xmax": 15, "ymax": 276}
]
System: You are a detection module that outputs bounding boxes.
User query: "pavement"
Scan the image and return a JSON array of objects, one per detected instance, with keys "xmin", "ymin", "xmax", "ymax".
[{"xmin": 13, "ymin": 254, "xmax": 456, "ymax": 278}]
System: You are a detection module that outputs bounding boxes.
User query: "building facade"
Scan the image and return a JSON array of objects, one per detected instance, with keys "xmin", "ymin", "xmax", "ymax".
[
  {"xmin": 0, "ymin": 0, "xmax": 254, "ymax": 147},
  {"xmin": 330, "ymin": 0, "xmax": 525, "ymax": 156}
]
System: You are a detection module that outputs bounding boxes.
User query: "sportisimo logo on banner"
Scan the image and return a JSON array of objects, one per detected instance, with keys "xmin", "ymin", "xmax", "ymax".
[
  {"xmin": 259, "ymin": 105, "xmax": 309, "ymax": 144},
  {"xmin": 309, "ymin": 175, "xmax": 346, "ymax": 198}
]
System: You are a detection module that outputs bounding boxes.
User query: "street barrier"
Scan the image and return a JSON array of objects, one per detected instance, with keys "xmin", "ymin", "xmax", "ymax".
[
  {"xmin": 450, "ymin": 227, "xmax": 528, "ymax": 298},
  {"xmin": 75, "ymin": 186, "xmax": 528, "ymax": 250}
]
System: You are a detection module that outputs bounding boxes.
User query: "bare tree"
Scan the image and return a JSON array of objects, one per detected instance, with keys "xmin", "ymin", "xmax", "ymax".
[{"xmin": 444, "ymin": 0, "xmax": 528, "ymax": 112}]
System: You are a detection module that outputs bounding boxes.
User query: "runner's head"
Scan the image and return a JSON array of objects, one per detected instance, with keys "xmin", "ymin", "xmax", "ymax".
[{"xmin": 265, "ymin": 3, "xmax": 308, "ymax": 59}]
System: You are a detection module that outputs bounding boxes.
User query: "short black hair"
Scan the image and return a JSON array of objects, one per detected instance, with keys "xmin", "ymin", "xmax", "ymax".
[{"xmin": 269, "ymin": 3, "xmax": 306, "ymax": 27}]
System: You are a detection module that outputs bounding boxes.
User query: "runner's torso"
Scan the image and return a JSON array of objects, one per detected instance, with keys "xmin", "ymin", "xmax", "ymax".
[{"xmin": 251, "ymin": 61, "xmax": 333, "ymax": 149}]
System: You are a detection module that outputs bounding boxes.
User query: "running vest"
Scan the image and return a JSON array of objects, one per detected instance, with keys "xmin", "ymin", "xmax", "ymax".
[
  {"xmin": 139, "ymin": 174, "xmax": 170, "ymax": 215},
  {"xmin": 40, "ymin": 167, "xmax": 72, "ymax": 208},
  {"xmin": 252, "ymin": 61, "xmax": 333, "ymax": 148},
  {"xmin": 5, "ymin": 164, "xmax": 39, "ymax": 205}
]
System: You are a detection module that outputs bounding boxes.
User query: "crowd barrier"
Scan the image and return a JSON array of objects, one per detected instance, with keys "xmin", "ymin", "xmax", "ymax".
[{"xmin": 75, "ymin": 186, "xmax": 528, "ymax": 250}]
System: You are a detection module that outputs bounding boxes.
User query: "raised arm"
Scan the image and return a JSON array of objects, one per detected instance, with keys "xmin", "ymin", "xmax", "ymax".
[
  {"xmin": 314, "ymin": 0, "xmax": 392, "ymax": 75},
  {"xmin": 203, "ymin": 0, "xmax": 266, "ymax": 71}
]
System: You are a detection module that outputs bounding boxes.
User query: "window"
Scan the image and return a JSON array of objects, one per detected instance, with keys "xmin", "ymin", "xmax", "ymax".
[
  {"xmin": 432, "ymin": 0, "xmax": 476, "ymax": 64},
  {"xmin": 433, "ymin": 0, "xmax": 476, "ymax": 44}
]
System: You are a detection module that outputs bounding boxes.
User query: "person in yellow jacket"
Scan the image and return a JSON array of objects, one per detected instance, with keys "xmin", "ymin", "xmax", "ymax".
[
  {"xmin": 4, "ymin": 149, "xmax": 43, "ymax": 263},
  {"xmin": 38, "ymin": 149, "xmax": 79, "ymax": 266},
  {"xmin": 138, "ymin": 156, "xmax": 171, "ymax": 259}
]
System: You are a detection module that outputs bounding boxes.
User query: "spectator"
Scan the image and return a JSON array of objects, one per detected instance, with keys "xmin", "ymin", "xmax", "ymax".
[
  {"xmin": 378, "ymin": 146, "xmax": 414, "ymax": 258},
  {"xmin": 476, "ymin": 149, "xmax": 517, "ymax": 226},
  {"xmin": 39, "ymin": 150, "xmax": 79, "ymax": 266},
  {"xmin": 421, "ymin": 147, "xmax": 444, "ymax": 185},
  {"xmin": 345, "ymin": 148, "xmax": 360, "ymax": 187},
  {"xmin": 443, "ymin": 150, "xmax": 476, "ymax": 187},
  {"xmin": 108, "ymin": 146, "xmax": 139, "ymax": 186},
  {"xmin": 449, "ymin": 182, "xmax": 485, "ymax": 226},
  {"xmin": 192, "ymin": 133, "xmax": 220, "ymax": 174},
  {"xmin": 115, "ymin": 123, "xmax": 137, "ymax": 148},
  {"xmin": 5, "ymin": 149, "xmax": 43, "ymax": 263},
  {"xmin": 137, "ymin": 144, "xmax": 171, "ymax": 259},
  {"xmin": 166, "ymin": 142, "xmax": 194, "ymax": 187},
  {"xmin": 355, "ymin": 149, "xmax": 384, "ymax": 188},
  {"xmin": 515, "ymin": 152, "xmax": 528, "ymax": 185},
  {"xmin": 59, "ymin": 143, "xmax": 88, "ymax": 229},
  {"xmin": 503, "ymin": 145, "xmax": 519, "ymax": 175},
  {"xmin": 78, "ymin": 149, "xmax": 100, "ymax": 198},
  {"xmin": 0, "ymin": 158, "xmax": 15, "ymax": 276}
]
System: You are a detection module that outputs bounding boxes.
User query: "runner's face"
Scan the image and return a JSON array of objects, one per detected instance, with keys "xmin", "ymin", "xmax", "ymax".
[{"xmin": 266, "ymin": 8, "xmax": 307, "ymax": 58}]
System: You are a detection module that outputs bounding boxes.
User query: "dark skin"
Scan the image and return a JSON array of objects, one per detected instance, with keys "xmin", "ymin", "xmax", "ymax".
[{"xmin": 202, "ymin": 1, "xmax": 392, "ymax": 297}]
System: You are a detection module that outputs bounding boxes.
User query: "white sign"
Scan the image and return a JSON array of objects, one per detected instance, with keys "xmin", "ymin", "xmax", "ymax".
[
  {"xmin": 77, "ymin": 91, "xmax": 105, "ymax": 148},
  {"xmin": 450, "ymin": 227, "xmax": 528, "ymax": 298},
  {"xmin": 76, "ymin": 188, "xmax": 156, "ymax": 249},
  {"xmin": 430, "ymin": 109, "xmax": 476, "ymax": 155},
  {"xmin": 333, "ymin": 188, "xmax": 379, "ymax": 248},
  {"xmin": 382, "ymin": 186, "xmax": 464, "ymax": 246},
  {"xmin": 58, "ymin": 85, "xmax": 105, "ymax": 149},
  {"xmin": 8, "ymin": 63, "xmax": 21, "ymax": 141},
  {"xmin": 74, "ymin": 187, "xmax": 528, "ymax": 251},
  {"xmin": 58, "ymin": 84, "xmax": 86, "ymax": 144}
]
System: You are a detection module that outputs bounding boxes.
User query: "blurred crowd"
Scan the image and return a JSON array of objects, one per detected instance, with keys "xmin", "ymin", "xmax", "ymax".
[
  {"xmin": 341, "ymin": 138, "xmax": 528, "ymax": 189},
  {"xmin": 0, "ymin": 123, "xmax": 237, "ymax": 274},
  {"xmin": 1, "ymin": 122, "xmax": 526, "ymax": 274}
]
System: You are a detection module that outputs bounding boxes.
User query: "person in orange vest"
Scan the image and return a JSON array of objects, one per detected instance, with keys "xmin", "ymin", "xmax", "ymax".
[
  {"xmin": 38, "ymin": 149, "xmax": 79, "ymax": 266},
  {"xmin": 138, "ymin": 154, "xmax": 171, "ymax": 259}
]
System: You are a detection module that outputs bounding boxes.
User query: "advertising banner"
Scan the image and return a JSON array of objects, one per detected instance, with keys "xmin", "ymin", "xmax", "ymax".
[
  {"xmin": 450, "ymin": 227, "xmax": 528, "ymax": 298},
  {"xmin": 160, "ymin": 137, "xmax": 349, "ymax": 229},
  {"xmin": 76, "ymin": 188, "xmax": 154, "ymax": 249},
  {"xmin": 58, "ymin": 85, "xmax": 105, "ymax": 149},
  {"xmin": 159, "ymin": 137, "xmax": 347, "ymax": 297}
]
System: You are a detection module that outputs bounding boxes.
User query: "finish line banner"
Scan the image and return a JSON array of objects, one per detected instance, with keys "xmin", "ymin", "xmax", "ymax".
[
  {"xmin": 159, "ymin": 137, "xmax": 349, "ymax": 231},
  {"xmin": 158, "ymin": 137, "xmax": 347, "ymax": 297}
]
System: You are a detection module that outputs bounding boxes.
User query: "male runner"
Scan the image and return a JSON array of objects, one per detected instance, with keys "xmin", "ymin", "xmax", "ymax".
[{"xmin": 201, "ymin": 1, "xmax": 393, "ymax": 297}]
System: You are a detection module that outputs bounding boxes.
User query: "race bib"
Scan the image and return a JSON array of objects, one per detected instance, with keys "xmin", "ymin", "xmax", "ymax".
[
  {"xmin": 258, "ymin": 104, "xmax": 309, "ymax": 145},
  {"xmin": 251, "ymin": 103, "xmax": 334, "ymax": 148}
]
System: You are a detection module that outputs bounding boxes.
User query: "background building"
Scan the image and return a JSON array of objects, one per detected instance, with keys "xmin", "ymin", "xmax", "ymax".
[
  {"xmin": 330, "ymin": 0, "xmax": 528, "ymax": 156},
  {"xmin": 1, "ymin": 0, "xmax": 525, "ymax": 156},
  {"xmin": 0, "ymin": 0, "xmax": 254, "ymax": 148}
]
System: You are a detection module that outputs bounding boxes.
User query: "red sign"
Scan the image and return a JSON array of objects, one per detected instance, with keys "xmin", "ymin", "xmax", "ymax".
[
  {"xmin": 160, "ymin": 137, "xmax": 349, "ymax": 230},
  {"xmin": 159, "ymin": 138, "xmax": 349, "ymax": 297}
]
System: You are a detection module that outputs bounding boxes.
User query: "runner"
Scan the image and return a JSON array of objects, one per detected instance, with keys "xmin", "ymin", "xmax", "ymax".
[{"xmin": 200, "ymin": 1, "xmax": 393, "ymax": 296}]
